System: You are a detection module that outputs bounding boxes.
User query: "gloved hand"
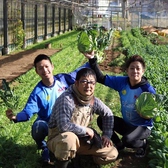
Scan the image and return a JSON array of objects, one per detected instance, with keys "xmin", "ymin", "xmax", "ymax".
[{"xmin": 79, "ymin": 127, "xmax": 103, "ymax": 149}]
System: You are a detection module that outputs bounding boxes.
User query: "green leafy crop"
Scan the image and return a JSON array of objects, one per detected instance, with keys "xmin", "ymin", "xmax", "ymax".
[
  {"xmin": 0, "ymin": 79, "xmax": 20, "ymax": 110},
  {"xmin": 77, "ymin": 26, "xmax": 114, "ymax": 62},
  {"xmin": 135, "ymin": 92, "xmax": 167, "ymax": 119}
]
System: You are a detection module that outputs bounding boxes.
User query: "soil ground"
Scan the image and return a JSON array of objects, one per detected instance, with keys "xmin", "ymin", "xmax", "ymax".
[
  {"xmin": 0, "ymin": 47, "xmax": 148, "ymax": 168},
  {"xmin": 0, "ymin": 49, "xmax": 59, "ymax": 85}
]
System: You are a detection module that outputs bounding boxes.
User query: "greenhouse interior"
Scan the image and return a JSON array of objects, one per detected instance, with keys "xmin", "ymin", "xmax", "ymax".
[{"xmin": 50, "ymin": 0, "xmax": 168, "ymax": 29}]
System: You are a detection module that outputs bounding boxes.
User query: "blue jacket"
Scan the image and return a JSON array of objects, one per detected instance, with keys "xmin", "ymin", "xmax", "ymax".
[{"xmin": 105, "ymin": 75, "xmax": 155, "ymax": 127}]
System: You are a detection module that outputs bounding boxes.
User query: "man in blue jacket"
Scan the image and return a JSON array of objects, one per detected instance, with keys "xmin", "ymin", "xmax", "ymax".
[{"xmin": 6, "ymin": 54, "xmax": 89, "ymax": 164}]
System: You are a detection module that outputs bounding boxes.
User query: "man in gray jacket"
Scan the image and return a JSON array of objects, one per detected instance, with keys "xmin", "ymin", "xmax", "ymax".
[{"xmin": 47, "ymin": 68, "xmax": 118, "ymax": 168}]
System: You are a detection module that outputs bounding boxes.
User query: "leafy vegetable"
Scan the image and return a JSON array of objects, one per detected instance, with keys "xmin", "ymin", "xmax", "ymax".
[
  {"xmin": 0, "ymin": 79, "xmax": 20, "ymax": 110},
  {"xmin": 77, "ymin": 26, "xmax": 114, "ymax": 62},
  {"xmin": 77, "ymin": 30, "xmax": 93, "ymax": 53},
  {"xmin": 135, "ymin": 92, "xmax": 167, "ymax": 119}
]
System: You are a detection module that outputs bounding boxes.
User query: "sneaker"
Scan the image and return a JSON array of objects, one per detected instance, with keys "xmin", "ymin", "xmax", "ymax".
[
  {"xmin": 41, "ymin": 147, "xmax": 50, "ymax": 163},
  {"xmin": 135, "ymin": 139, "xmax": 147, "ymax": 158}
]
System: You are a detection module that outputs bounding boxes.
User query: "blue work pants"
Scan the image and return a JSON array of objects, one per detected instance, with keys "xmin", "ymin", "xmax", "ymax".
[{"xmin": 31, "ymin": 120, "xmax": 48, "ymax": 149}]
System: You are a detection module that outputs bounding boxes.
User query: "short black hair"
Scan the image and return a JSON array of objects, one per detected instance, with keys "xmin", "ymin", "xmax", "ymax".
[
  {"xmin": 125, "ymin": 55, "xmax": 146, "ymax": 69},
  {"xmin": 76, "ymin": 68, "xmax": 97, "ymax": 81},
  {"xmin": 34, "ymin": 54, "xmax": 52, "ymax": 68}
]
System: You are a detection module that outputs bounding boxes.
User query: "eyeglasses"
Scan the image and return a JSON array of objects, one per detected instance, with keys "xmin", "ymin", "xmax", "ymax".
[{"xmin": 79, "ymin": 80, "xmax": 96, "ymax": 86}]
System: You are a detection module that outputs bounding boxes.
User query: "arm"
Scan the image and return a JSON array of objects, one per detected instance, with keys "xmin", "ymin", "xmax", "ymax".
[
  {"xmin": 6, "ymin": 85, "xmax": 42, "ymax": 123},
  {"xmin": 89, "ymin": 58, "xmax": 105, "ymax": 84},
  {"xmin": 6, "ymin": 109, "xmax": 17, "ymax": 122},
  {"xmin": 6, "ymin": 93, "xmax": 35, "ymax": 123},
  {"xmin": 6, "ymin": 108, "xmax": 31, "ymax": 123},
  {"xmin": 83, "ymin": 52, "xmax": 105, "ymax": 84}
]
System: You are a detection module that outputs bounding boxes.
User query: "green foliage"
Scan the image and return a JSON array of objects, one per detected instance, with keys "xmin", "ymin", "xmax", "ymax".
[
  {"xmin": 77, "ymin": 30, "xmax": 94, "ymax": 53},
  {"xmin": 109, "ymin": 53, "xmax": 125, "ymax": 67},
  {"xmin": 12, "ymin": 19, "xmax": 25, "ymax": 49},
  {"xmin": 0, "ymin": 79, "xmax": 20, "ymax": 111},
  {"xmin": 148, "ymin": 109, "xmax": 168, "ymax": 168},
  {"xmin": 77, "ymin": 26, "xmax": 114, "ymax": 63},
  {"xmin": 120, "ymin": 27, "xmax": 168, "ymax": 167},
  {"xmin": 135, "ymin": 92, "xmax": 167, "ymax": 119}
]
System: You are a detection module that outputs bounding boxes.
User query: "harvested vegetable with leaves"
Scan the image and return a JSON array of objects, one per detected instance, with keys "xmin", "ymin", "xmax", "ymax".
[
  {"xmin": 77, "ymin": 26, "xmax": 114, "ymax": 62},
  {"xmin": 0, "ymin": 79, "xmax": 20, "ymax": 110},
  {"xmin": 135, "ymin": 92, "xmax": 167, "ymax": 119}
]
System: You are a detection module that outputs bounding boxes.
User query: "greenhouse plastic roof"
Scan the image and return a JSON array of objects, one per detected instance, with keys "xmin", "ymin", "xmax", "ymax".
[
  {"xmin": 52, "ymin": 1, "xmax": 167, "ymax": 14},
  {"xmin": 24, "ymin": 0, "xmax": 168, "ymax": 11},
  {"xmin": 50, "ymin": 0, "xmax": 89, "ymax": 9}
]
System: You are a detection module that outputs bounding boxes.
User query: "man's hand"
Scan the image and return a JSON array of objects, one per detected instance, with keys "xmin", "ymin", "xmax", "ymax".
[
  {"xmin": 86, "ymin": 127, "xmax": 94, "ymax": 139},
  {"xmin": 102, "ymin": 135, "xmax": 113, "ymax": 147},
  {"xmin": 83, "ymin": 51, "xmax": 95, "ymax": 59},
  {"xmin": 6, "ymin": 109, "xmax": 16, "ymax": 121},
  {"xmin": 85, "ymin": 127, "xmax": 103, "ymax": 149}
]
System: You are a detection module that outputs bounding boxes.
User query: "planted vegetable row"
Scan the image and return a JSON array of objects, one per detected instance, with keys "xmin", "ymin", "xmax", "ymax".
[{"xmin": 120, "ymin": 28, "xmax": 168, "ymax": 168}]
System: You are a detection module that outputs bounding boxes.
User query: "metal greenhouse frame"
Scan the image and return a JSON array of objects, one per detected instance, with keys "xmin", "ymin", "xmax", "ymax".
[
  {"xmin": 0, "ymin": 0, "xmax": 73, "ymax": 55},
  {"xmin": 0, "ymin": 0, "xmax": 168, "ymax": 55}
]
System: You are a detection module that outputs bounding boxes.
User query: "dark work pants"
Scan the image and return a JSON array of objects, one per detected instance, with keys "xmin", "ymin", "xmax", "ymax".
[
  {"xmin": 31, "ymin": 120, "xmax": 48, "ymax": 149},
  {"xmin": 97, "ymin": 116, "xmax": 151, "ymax": 148}
]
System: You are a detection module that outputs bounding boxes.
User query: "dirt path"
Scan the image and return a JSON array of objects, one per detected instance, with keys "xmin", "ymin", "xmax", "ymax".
[{"xmin": 0, "ymin": 49, "xmax": 59, "ymax": 85}]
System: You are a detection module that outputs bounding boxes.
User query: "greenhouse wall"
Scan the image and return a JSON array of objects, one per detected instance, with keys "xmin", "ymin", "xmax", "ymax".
[
  {"xmin": 129, "ymin": 6, "xmax": 168, "ymax": 29},
  {"xmin": 74, "ymin": 6, "xmax": 168, "ymax": 32},
  {"xmin": 0, "ymin": 0, "xmax": 72, "ymax": 55}
]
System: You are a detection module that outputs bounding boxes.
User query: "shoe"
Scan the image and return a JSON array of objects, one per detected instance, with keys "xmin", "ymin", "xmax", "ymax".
[
  {"xmin": 135, "ymin": 139, "xmax": 147, "ymax": 158},
  {"xmin": 41, "ymin": 147, "xmax": 50, "ymax": 163},
  {"xmin": 135, "ymin": 148, "xmax": 146, "ymax": 158}
]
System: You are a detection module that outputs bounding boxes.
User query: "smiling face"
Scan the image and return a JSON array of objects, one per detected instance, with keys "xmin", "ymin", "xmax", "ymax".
[
  {"xmin": 75, "ymin": 75, "xmax": 96, "ymax": 96},
  {"xmin": 35, "ymin": 59, "xmax": 54, "ymax": 81},
  {"xmin": 126, "ymin": 61, "xmax": 145, "ymax": 86}
]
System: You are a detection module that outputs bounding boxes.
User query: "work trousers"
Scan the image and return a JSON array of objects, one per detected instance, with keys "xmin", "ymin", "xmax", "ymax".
[
  {"xmin": 97, "ymin": 116, "xmax": 151, "ymax": 148},
  {"xmin": 47, "ymin": 131, "xmax": 118, "ymax": 165},
  {"xmin": 31, "ymin": 120, "xmax": 48, "ymax": 149}
]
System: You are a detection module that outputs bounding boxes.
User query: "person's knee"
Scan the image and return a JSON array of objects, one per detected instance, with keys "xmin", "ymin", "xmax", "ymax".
[
  {"xmin": 122, "ymin": 136, "xmax": 133, "ymax": 147},
  {"xmin": 31, "ymin": 120, "xmax": 48, "ymax": 140},
  {"xmin": 93, "ymin": 146, "xmax": 118, "ymax": 165},
  {"xmin": 48, "ymin": 132, "xmax": 80, "ymax": 160},
  {"xmin": 57, "ymin": 132, "xmax": 79, "ymax": 151}
]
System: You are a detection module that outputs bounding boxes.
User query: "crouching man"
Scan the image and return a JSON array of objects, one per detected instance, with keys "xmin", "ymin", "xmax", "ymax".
[{"xmin": 47, "ymin": 68, "xmax": 118, "ymax": 168}]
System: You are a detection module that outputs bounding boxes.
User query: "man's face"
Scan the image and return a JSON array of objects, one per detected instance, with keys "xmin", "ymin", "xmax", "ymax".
[
  {"xmin": 35, "ymin": 59, "xmax": 54, "ymax": 80},
  {"xmin": 75, "ymin": 75, "xmax": 96, "ymax": 96},
  {"xmin": 126, "ymin": 61, "xmax": 144, "ymax": 86}
]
